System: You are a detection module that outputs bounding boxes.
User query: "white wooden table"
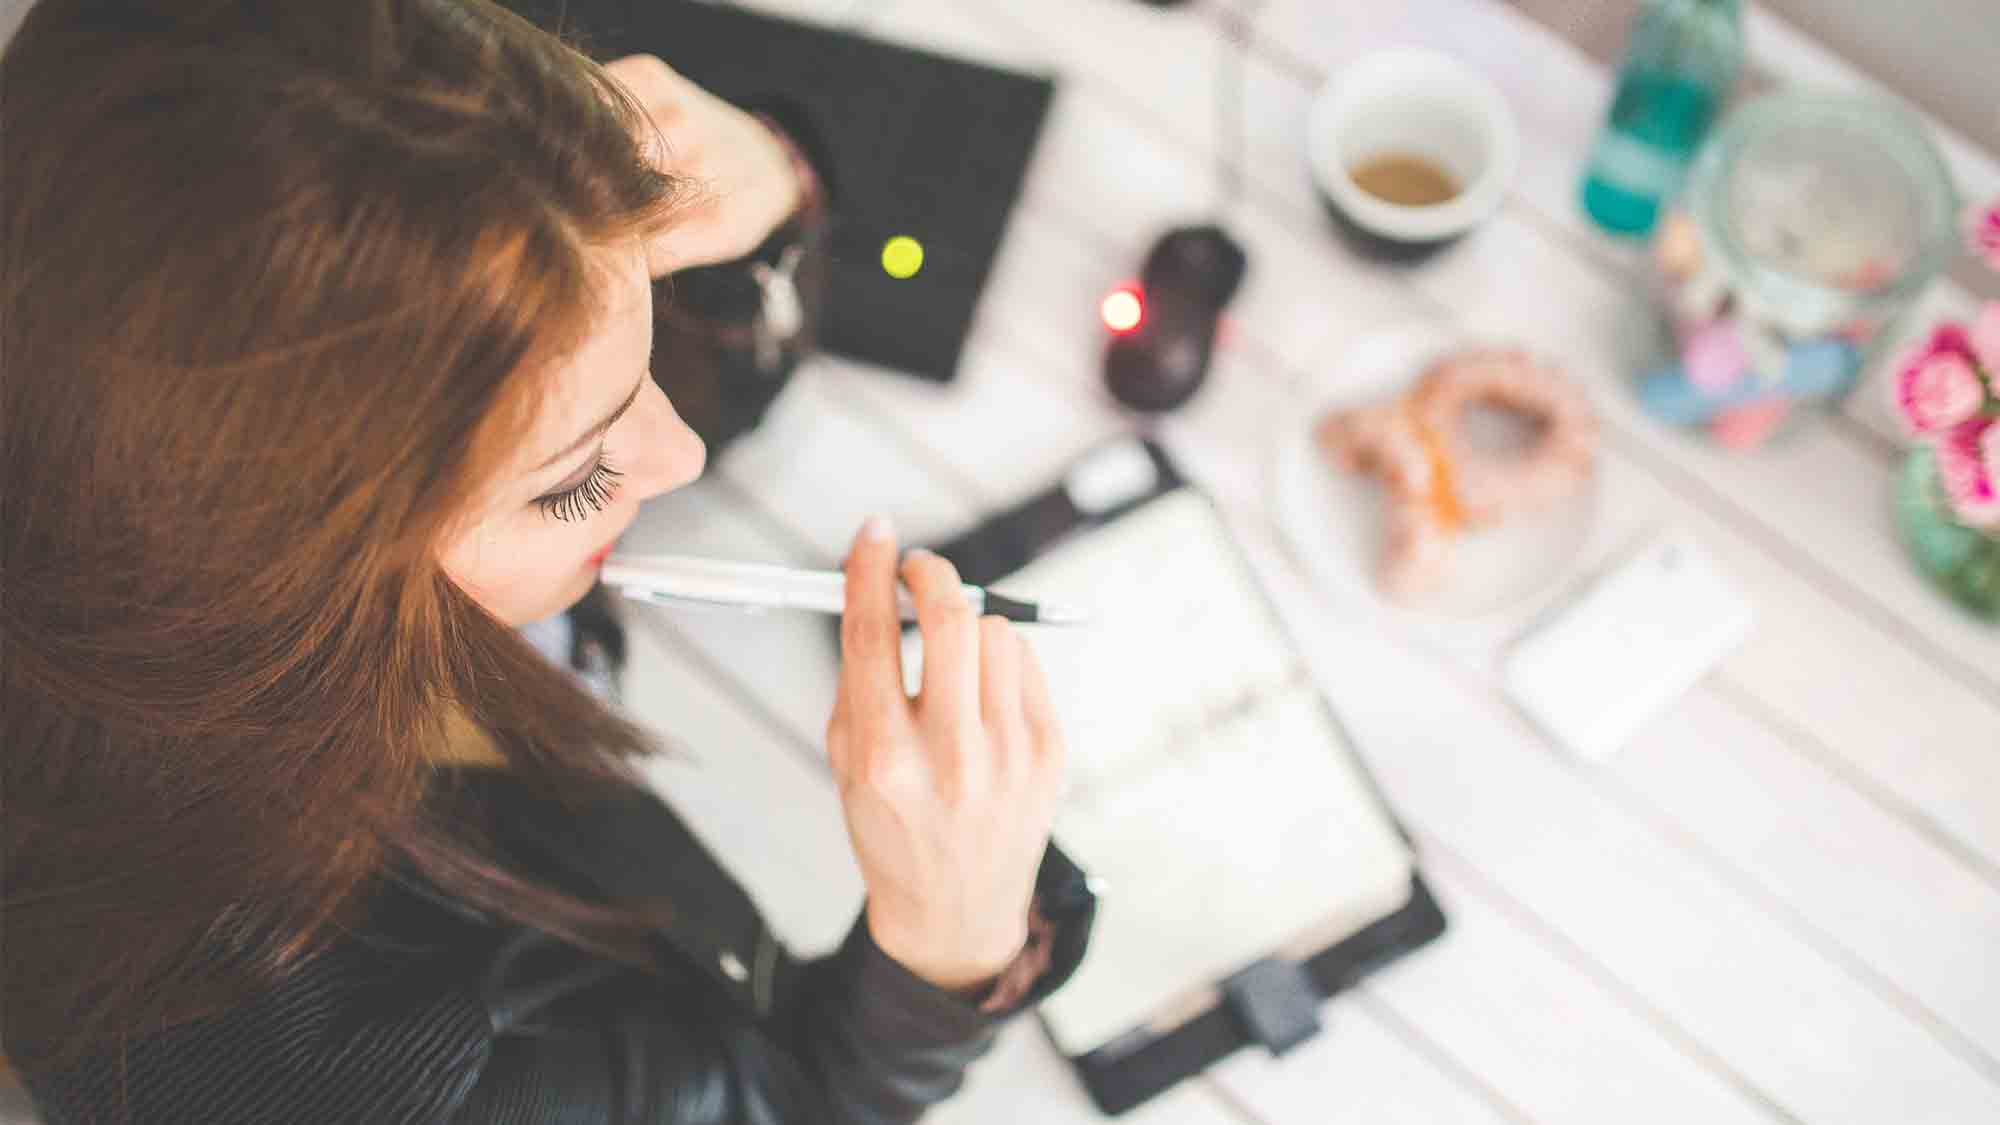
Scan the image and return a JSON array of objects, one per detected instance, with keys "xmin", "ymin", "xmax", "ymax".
[{"xmin": 613, "ymin": 2, "xmax": 2000, "ymax": 1121}]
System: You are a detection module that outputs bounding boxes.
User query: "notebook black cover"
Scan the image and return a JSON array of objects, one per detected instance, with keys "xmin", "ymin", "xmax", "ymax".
[
  {"xmin": 924, "ymin": 438, "xmax": 1448, "ymax": 1116},
  {"xmin": 499, "ymin": 0, "xmax": 1056, "ymax": 382}
]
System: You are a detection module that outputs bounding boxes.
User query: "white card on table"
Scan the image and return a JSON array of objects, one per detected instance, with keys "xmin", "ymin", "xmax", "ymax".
[{"xmin": 1503, "ymin": 534, "xmax": 1754, "ymax": 761}]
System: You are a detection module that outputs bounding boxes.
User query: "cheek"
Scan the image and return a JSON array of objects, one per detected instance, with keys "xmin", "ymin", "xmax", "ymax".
[
  {"xmin": 441, "ymin": 515, "xmax": 600, "ymax": 625},
  {"xmin": 438, "ymin": 387, "xmax": 703, "ymax": 626}
]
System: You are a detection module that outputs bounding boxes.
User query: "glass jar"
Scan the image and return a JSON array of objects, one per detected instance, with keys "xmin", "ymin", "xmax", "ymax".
[
  {"xmin": 1896, "ymin": 447, "xmax": 2000, "ymax": 622},
  {"xmin": 1635, "ymin": 92, "xmax": 1958, "ymax": 450}
]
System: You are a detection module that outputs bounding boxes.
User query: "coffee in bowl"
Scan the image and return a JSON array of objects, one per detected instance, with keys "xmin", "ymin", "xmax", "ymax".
[{"xmin": 1348, "ymin": 152, "xmax": 1462, "ymax": 208}]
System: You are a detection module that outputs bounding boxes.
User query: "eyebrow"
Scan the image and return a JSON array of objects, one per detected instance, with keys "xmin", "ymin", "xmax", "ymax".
[{"xmin": 533, "ymin": 374, "xmax": 647, "ymax": 473}]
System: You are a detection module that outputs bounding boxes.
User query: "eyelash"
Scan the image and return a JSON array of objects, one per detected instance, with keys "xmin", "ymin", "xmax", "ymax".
[{"xmin": 535, "ymin": 456, "xmax": 623, "ymax": 523}]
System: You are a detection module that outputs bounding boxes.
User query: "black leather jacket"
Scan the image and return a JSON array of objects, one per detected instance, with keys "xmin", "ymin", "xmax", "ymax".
[{"xmin": 18, "ymin": 769, "xmax": 1097, "ymax": 1123}]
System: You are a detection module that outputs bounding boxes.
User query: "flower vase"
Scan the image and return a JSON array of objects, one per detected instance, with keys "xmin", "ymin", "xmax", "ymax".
[{"xmin": 1896, "ymin": 446, "xmax": 2000, "ymax": 621}]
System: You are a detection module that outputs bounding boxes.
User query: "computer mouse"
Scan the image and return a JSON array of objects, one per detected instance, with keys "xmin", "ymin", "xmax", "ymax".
[{"xmin": 1104, "ymin": 224, "xmax": 1248, "ymax": 412}]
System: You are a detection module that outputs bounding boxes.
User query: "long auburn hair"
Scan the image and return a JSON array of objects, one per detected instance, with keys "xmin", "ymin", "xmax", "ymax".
[{"xmin": 2, "ymin": 0, "xmax": 691, "ymax": 1066}]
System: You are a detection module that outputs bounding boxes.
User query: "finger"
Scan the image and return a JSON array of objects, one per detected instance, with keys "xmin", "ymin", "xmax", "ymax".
[
  {"xmin": 839, "ymin": 516, "xmax": 907, "ymax": 731},
  {"xmin": 643, "ymin": 222, "xmax": 695, "ymax": 279},
  {"xmin": 603, "ymin": 61, "xmax": 692, "ymax": 145},
  {"xmin": 824, "ymin": 690, "xmax": 851, "ymax": 779},
  {"xmin": 642, "ymin": 208, "xmax": 732, "ymax": 279},
  {"xmin": 1019, "ymin": 640, "xmax": 1066, "ymax": 791},
  {"xmin": 1019, "ymin": 635, "xmax": 1059, "ymax": 743},
  {"xmin": 977, "ymin": 617, "xmax": 1023, "ymax": 731},
  {"xmin": 901, "ymin": 550, "xmax": 980, "ymax": 734}
]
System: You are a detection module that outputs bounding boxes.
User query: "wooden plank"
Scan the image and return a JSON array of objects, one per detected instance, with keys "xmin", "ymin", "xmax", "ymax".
[
  {"xmin": 1230, "ymin": 511, "xmax": 2000, "ymax": 1124},
  {"xmin": 1408, "ymin": 226, "xmax": 1999, "ymax": 697},
  {"xmin": 806, "ymin": 191, "xmax": 2000, "ymax": 1117},
  {"xmin": 908, "ymin": 0, "xmax": 2000, "ymax": 875},
  {"xmin": 1409, "ymin": 212, "xmax": 2000, "ymax": 867},
  {"xmin": 681, "ymin": 357, "xmax": 2000, "ymax": 1118},
  {"xmin": 1612, "ymin": 689, "xmax": 2000, "ymax": 1066},
  {"xmin": 643, "ymin": 363, "xmax": 1580, "ymax": 1122},
  {"xmin": 1256, "ymin": 390, "xmax": 2000, "ymax": 1070},
  {"xmin": 1356, "ymin": 858, "xmax": 1785, "ymax": 1125},
  {"xmin": 892, "ymin": 0, "xmax": 2000, "ymax": 1035},
  {"xmin": 1228, "ymin": 0, "xmax": 2000, "ymax": 595},
  {"xmin": 976, "ymin": 0, "xmax": 2000, "ymax": 696},
  {"xmin": 816, "ymin": 327, "xmax": 1130, "ymax": 511},
  {"xmin": 857, "ymin": 162, "xmax": 2000, "ymax": 1070},
  {"xmin": 1376, "ymin": 0, "xmax": 2000, "ymax": 456},
  {"xmin": 874, "ymin": 0, "xmax": 1991, "ymax": 462},
  {"xmin": 1030, "ymin": 182, "xmax": 2000, "ymax": 880},
  {"xmin": 1007, "ymin": 194, "xmax": 2000, "ymax": 1070},
  {"xmin": 644, "ymin": 0, "xmax": 2000, "ymax": 1104},
  {"xmin": 781, "ymin": 212, "xmax": 1797, "ymax": 1119},
  {"xmin": 710, "ymin": 360, "xmax": 983, "ymax": 558},
  {"xmin": 661, "ymin": 394, "xmax": 1552, "ymax": 1125},
  {"xmin": 1207, "ymin": 989, "xmax": 1525, "ymax": 1125}
]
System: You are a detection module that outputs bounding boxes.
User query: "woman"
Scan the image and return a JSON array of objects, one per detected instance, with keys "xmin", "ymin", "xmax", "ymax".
[{"xmin": 0, "ymin": 1, "xmax": 1092, "ymax": 1121}]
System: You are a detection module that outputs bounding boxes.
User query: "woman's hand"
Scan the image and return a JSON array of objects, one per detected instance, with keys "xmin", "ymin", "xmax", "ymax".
[
  {"xmin": 828, "ymin": 517, "xmax": 1067, "ymax": 992},
  {"xmin": 601, "ymin": 54, "xmax": 804, "ymax": 277}
]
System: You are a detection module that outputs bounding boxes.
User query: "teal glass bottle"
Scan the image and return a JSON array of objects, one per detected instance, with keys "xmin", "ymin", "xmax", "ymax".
[{"xmin": 1580, "ymin": 0, "xmax": 1744, "ymax": 237}]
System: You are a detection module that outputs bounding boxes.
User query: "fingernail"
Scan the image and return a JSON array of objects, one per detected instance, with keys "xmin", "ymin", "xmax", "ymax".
[{"xmin": 860, "ymin": 514, "xmax": 893, "ymax": 542}]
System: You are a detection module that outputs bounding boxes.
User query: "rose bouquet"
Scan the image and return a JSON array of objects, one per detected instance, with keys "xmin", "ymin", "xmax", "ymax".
[{"xmin": 1891, "ymin": 198, "xmax": 2000, "ymax": 619}]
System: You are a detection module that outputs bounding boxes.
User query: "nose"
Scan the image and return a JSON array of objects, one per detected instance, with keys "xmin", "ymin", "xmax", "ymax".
[{"xmin": 627, "ymin": 380, "xmax": 706, "ymax": 503}]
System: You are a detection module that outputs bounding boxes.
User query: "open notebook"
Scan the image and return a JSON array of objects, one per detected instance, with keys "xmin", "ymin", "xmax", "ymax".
[{"xmin": 916, "ymin": 440, "xmax": 1444, "ymax": 1114}]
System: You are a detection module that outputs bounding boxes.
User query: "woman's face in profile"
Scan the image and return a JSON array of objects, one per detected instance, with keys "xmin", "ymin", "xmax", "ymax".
[{"xmin": 440, "ymin": 238, "xmax": 705, "ymax": 625}]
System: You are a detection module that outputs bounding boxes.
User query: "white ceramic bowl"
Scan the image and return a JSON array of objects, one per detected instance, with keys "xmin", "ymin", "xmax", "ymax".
[{"xmin": 1307, "ymin": 48, "xmax": 1520, "ymax": 255}]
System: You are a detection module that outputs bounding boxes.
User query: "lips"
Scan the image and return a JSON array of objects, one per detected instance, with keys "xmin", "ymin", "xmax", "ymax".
[{"xmin": 586, "ymin": 543, "xmax": 615, "ymax": 568}]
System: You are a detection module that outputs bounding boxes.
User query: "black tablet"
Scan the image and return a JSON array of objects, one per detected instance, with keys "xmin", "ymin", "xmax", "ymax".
[{"xmin": 502, "ymin": 0, "xmax": 1055, "ymax": 382}]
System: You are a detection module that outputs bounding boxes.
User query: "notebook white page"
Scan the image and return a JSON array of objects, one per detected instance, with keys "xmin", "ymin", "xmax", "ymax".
[{"xmin": 943, "ymin": 490, "xmax": 1416, "ymax": 1057}]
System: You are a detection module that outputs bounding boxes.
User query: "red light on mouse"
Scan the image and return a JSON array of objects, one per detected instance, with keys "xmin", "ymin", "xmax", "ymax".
[{"xmin": 1101, "ymin": 287, "xmax": 1144, "ymax": 333}]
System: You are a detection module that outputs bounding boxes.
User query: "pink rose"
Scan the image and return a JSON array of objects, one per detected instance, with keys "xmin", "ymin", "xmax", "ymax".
[
  {"xmin": 1971, "ymin": 301, "xmax": 2000, "ymax": 386},
  {"xmin": 1971, "ymin": 198, "xmax": 2000, "ymax": 273},
  {"xmin": 1936, "ymin": 416, "xmax": 2000, "ymax": 528},
  {"xmin": 1895, "ymin": 323, "xmax": 1986, "ymax": 433}
]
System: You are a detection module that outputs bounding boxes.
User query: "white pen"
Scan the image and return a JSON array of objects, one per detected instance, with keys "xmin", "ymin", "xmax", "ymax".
[{"xmin": 601, "ymin": 553, "xmax": 1088, "ymax": 625}]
